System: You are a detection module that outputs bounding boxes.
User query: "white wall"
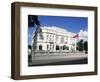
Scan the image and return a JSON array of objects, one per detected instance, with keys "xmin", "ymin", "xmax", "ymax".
[{"xmin": 0, "ymin": 0, "xmax": 100, "ymax": 82}]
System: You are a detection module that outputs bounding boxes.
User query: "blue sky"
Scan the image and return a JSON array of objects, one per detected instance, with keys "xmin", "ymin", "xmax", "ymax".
[{"xmin": 28, "ymin": 15, "xmax": 88, "ymax": 45}]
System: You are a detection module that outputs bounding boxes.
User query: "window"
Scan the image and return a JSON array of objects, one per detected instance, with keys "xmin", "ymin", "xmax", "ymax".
[
  {"xmin": 56, "ymin": 35, "xmax": 59, "ymax": 41},
  {"xmin": 61, "ymin": 36, "xmax": 64, "ymax": 43},
  {"xmin": 39, "ymin": 33, "xmax": 43, "ymax": 40}
]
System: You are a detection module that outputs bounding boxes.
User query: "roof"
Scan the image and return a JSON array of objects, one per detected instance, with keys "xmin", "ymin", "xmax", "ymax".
[{"xmin": 41, "ymin": 26, "xmax": 68, "ymax": 34}]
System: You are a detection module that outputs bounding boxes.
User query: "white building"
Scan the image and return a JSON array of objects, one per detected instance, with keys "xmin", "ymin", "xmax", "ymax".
[{"xmin": 31, "ymin": 26, "xmax": 88, "ymax": 52}]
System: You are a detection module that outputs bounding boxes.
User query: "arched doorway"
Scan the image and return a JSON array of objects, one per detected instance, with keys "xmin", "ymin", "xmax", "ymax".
[
  {"xmin": 63, "ymin": 45, "xmax": 66, "ymax": 50},
  {"xmin": 56, "ymin": 45, "xmax": 59, "ymax": 50},
  {"xmin": 39, "ymin": 44, "xmax": 42, "ymax": 50},
  {"xmin": 66, "ymin": 46, "xmax": 69, "ymax": 50}
]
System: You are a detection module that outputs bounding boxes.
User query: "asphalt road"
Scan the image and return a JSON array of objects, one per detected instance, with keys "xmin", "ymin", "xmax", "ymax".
[
  {"xmin": 28, "ymin": 53, "xmax": 88, "ymax": 66},
  {"xmin": 29, "ymin": 58, "xmax": 87, "ymax": 66}
]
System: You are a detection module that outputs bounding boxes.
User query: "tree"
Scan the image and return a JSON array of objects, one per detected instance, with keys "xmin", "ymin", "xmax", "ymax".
[
  {"xmin": 76, "ymin": 41, "xmax": 79, "ymax": 50},
  {"xmin": 28, "ymin": 45, "xmax": 31, "ymax": 49},
  {"xmin": 76, "ymin": 40, "xmax": 88, "ymax": 53},
  {"xmin": 28, "ymin": 15, "xmax": 43, "ymax": 51},
  {"xmin": 28, "ymin": 15, "xmax": 43, "ymax": 40},
  {"xmin": 28, "ymin": 15, "xmax": 40, "ymax": 27},
  {"xmin": 78, "ymin": 39, "xmax": 84, "ymax": 52},
  {"xmin": 84, "ymin": 41, "xmax": 88, "ymax": 53}
]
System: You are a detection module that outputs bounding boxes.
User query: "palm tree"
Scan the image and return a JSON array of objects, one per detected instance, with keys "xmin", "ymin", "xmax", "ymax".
[{"xmin": 28, "ymin": 15, "xmax": 43, "ymax": 51}]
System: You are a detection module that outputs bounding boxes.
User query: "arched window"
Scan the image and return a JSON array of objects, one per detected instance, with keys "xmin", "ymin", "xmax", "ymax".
[
  {"xmin": 39, "ymin": 44, "xmax": 42, "ymax": 50},
  {"xmin": 56, "ymin": 45, "xmax": 59, "ymax": 50}
]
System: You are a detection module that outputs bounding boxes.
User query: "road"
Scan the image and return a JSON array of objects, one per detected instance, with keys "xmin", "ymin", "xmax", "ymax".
[{"xmin": 28, "ymin": 53, "xmax": 88, "ymax": 66}]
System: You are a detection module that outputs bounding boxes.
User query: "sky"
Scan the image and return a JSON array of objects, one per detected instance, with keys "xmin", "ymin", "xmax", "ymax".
[{"xmin": 28, "ymin": 15, "xmax": 88, "ymax": 45}]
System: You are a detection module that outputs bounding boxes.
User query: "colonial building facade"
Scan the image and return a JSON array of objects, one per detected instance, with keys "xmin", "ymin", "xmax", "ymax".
[{"xmin": 31, "ymin": 26, "xmax": 88, "ymax": 52}]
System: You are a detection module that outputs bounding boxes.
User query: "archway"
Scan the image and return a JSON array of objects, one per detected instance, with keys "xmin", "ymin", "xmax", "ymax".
[
  {"xmin": 39, "ymin": 44, "xmax": 42, "ymax": 50},
  {"xmin": 56, "ymin": 45, "xmax": 59, "ymax": 50},
  {"xmin": 63, "ymin": 45, "xmax": 66, "ymax": 50}
]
